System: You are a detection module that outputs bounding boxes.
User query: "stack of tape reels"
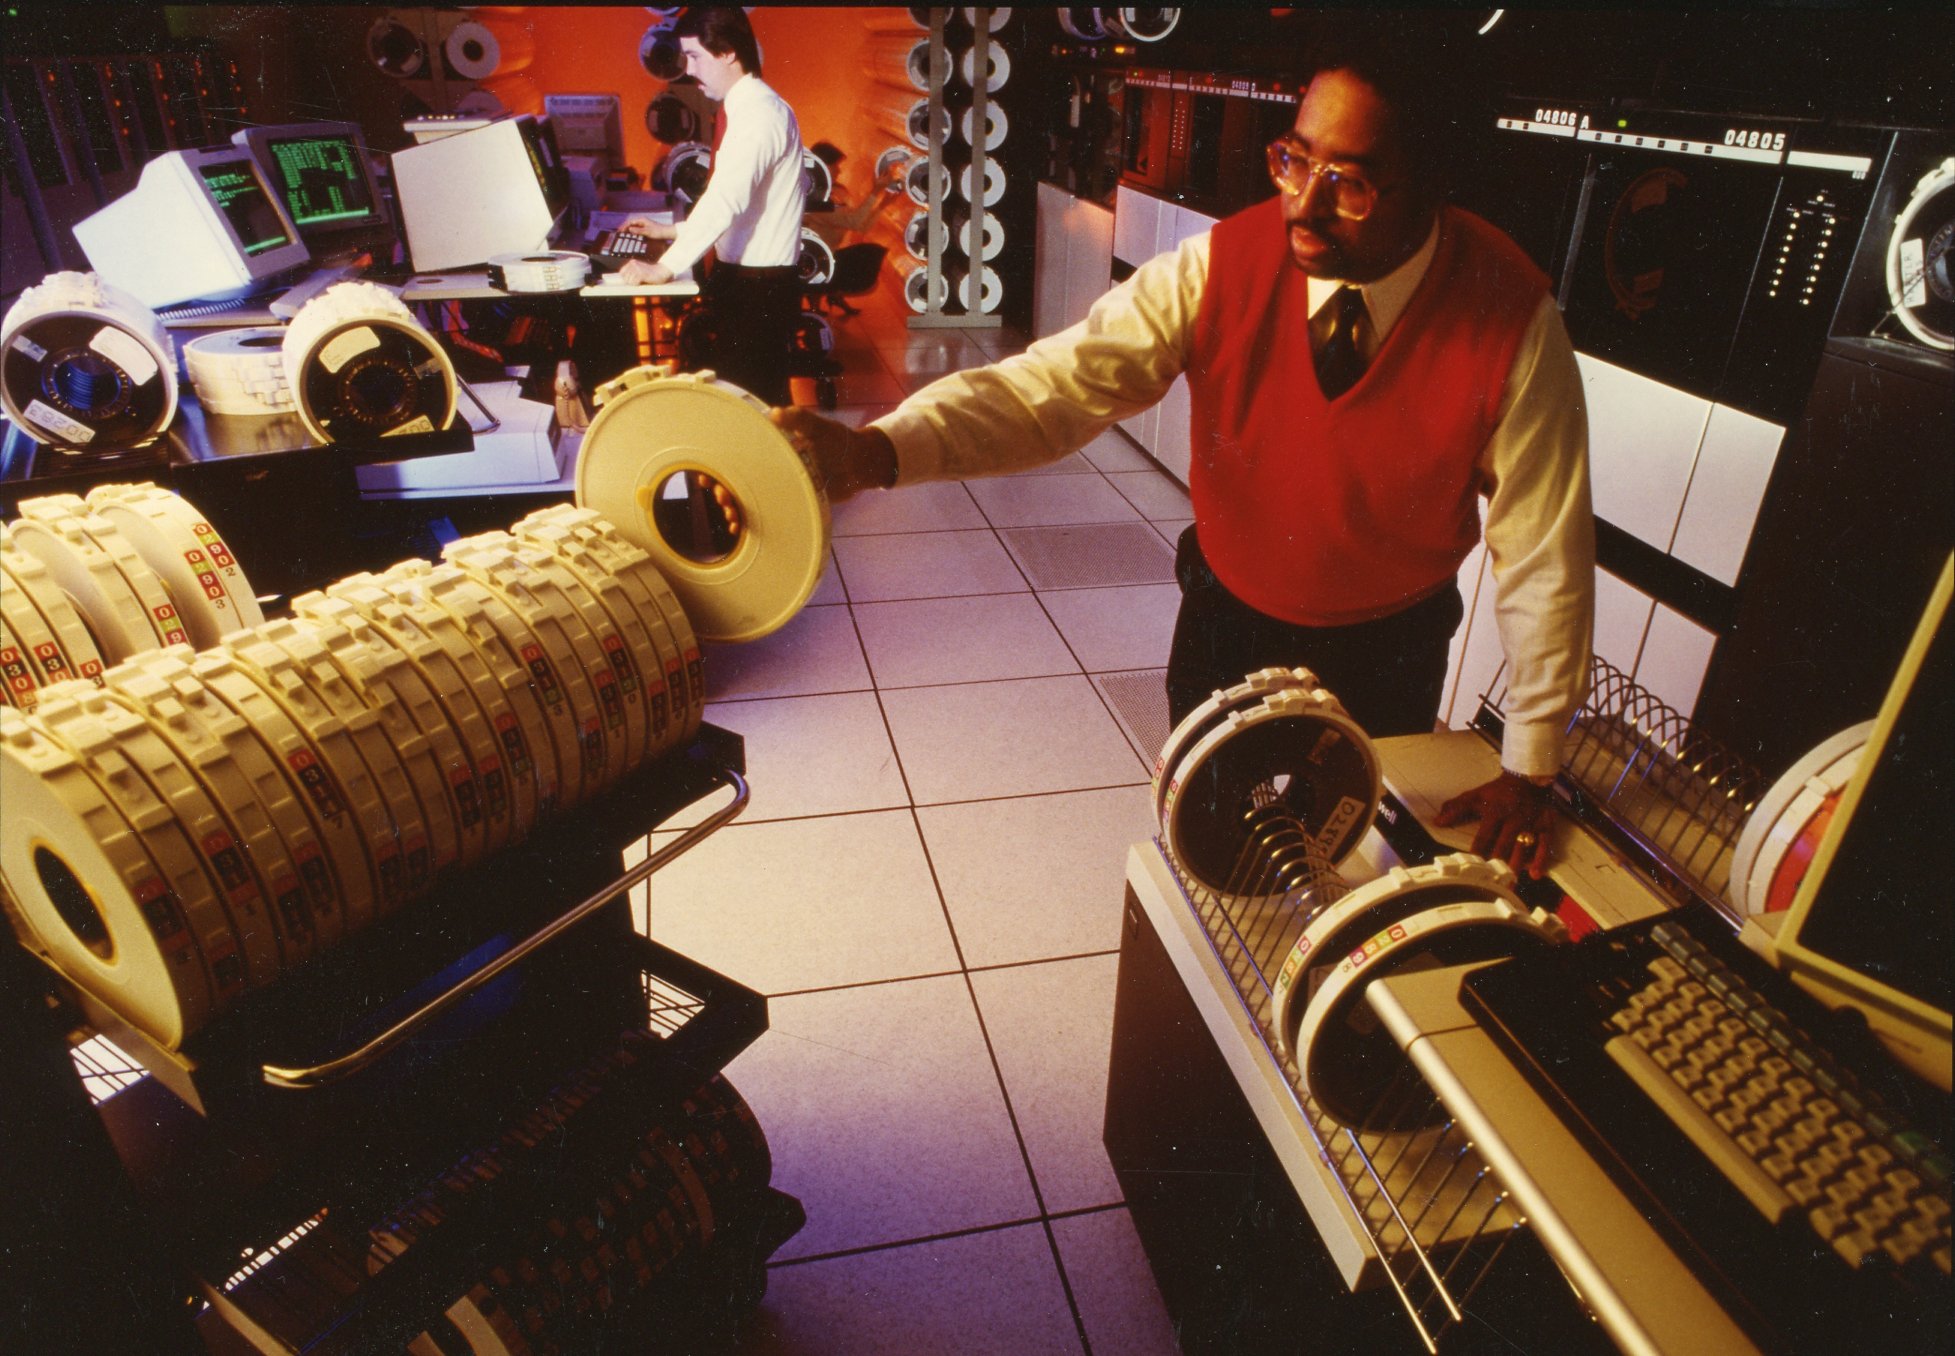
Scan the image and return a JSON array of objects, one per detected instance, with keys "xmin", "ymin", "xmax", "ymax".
[
  {"xmin": 181, "ymin": 328, "xmax": 296, "ymax": 418},
  {"xmin": 1, "ymin": 271, "xmax": 178, "ymax": 451},
  {"xmin": 1, "ymin": 487, "xmax": 701, "ymax": 1053},
  {"xmin": 1152, "ymin": 667, "xmax": 1566, "ymax": 1130}
]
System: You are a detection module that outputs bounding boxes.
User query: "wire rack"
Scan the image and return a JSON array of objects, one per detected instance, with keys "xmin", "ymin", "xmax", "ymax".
[
  {"xmin": 1159, "ymin": 828, "xmax": 1525, "ymax": 1354},
  {"xmin": 1473, "ymin": 655, "xmax": 1762, "ymax": 915}
]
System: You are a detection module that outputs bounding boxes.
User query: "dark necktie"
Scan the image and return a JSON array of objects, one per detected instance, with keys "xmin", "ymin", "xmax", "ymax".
[{"xmin": 1315, "ymin": 285, "xmax": 1367, "ymax": 400}]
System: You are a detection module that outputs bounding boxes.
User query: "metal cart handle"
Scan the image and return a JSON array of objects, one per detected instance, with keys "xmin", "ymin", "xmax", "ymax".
[{"xmin": 261, "ymin": 768, "xmax": 749, "ymax": 1089}]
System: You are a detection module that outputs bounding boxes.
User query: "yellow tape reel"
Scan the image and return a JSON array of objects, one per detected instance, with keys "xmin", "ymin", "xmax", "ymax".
[{"xmin": 575, "ymin": 366, "xmax": 828, "ymax": 643}]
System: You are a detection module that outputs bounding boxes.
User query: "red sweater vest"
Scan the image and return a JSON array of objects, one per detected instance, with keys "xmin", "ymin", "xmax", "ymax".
[{"xmin": 1188, "ymin": 200, "xmax": 1548, "ymax": 626}]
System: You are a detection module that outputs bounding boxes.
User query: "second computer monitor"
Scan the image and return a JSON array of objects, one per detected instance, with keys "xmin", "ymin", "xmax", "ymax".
[
  {"xmin": 232, "ymin": 121, "xmax": 391, "ymax": 247},
  {"xmin": 392, "ymin": 115, "xmax": 567, "ymax": 273}
]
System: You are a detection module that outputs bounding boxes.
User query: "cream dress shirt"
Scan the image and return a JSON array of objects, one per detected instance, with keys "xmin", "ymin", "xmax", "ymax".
[
  {"xmin": 661, "ymin": 74, "xmax": 805, "ymax": 275},
  {"xmin": 872, "ymin": 219, "xmax": 1595, "ymax": 776}
]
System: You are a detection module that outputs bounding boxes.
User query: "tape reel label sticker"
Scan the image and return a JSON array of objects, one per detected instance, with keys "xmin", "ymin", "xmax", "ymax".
[
  {"xmin": 320, "ymin": 326, "xmax": 382, "ymax": 374},
  {"xmin": 12, "ymin": 333, "xmax": 47, "ymax": 361},
  {"xmin": 24, "ymin": 400, "xmax": 93, "ymax": 444},
  {"xmin": 89, "ymin": 326, "xmax": 159, "ymax": 385},
  {"xmin": 390, "ymin": 414, "xmax": 436, "ymax": 437}
]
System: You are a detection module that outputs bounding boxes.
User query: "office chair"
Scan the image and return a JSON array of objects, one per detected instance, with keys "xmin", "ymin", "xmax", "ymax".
[{"xmin": 810, "ymin": 243, "xmax": 886, "ymax": 317}]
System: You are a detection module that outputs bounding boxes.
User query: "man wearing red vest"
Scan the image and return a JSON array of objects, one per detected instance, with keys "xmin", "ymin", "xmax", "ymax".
[{"xmin": 778, "ymin": 33, "xmax": 1593, "ymax": 877}]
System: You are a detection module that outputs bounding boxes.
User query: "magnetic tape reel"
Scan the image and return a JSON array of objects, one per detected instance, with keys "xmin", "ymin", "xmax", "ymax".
[
  {"xmin": 85, "ymin": 482, "xmax": 265, "ymax": 648},
  {"xmin": 901, "ymin": 258, "xmax": 952, "ymax": 314},
  {"xmin": 1159, "ymin": 685, "xmax": 1381, "ymax": 905},
  {"xmin": 209, "ymin": 635, "xmax": 399, "ymax": 932},
  {"xmin": 959, "ymin": 264, "xmax": 1004, "ymax": 315},
  {"xmin": 576, "ymin": 365, "xmax": 830, "ymax": 643},
  {"xmin": 251, "ymin": 615, "xmax": 438, "ymax": 908},
  {"xmin": 100, "ymin": 651, "xmax": 326, "ymax": 970},
  {"xmin": 444, "ymin": 533, "xmax": 627, "ymax": 799},
  {"xmin": 1888, "ymin": 156, "xmax": 1955, "ymax": 352},
  {"xmin": 1292, "ymin": 887, "xmax": 1566, "ymax": 1129},
  {"xmin": 511, "ymin": 509, "xmax": 683, "ymax": 763},
  {"xmin": 305, "ymin": 581, "xmax": 510, "ymax": 864},
  {"xmin": 28, "ymin": 684, "xmax": 253, "ymax": 1010},
  {"xmin": 653, "ymin": 142, "xmax": 714, "ymax": 202},
  {"xmin": 796, "ymin": 228, "xmax": 838, "ymax": 287},
  {"xmin": 521, "ymin": 503, "xmax": 704, "ymax": 735},
  {"xmin": 0, "ymin": 615, "xmax": 35, "ymax": 710},
  {"xmin": 0, "ymin": 704, "xmax": 222, "ymax": 1047},
  {"xmin": 1268, "ymin": 853, "xmax": 1525, "ymax": 1061},
  {"xmin": 802, "ymin": 147, "xmax": 834, "ymax": 206},
  {"xmin": 376, "ymin": 560, "xmax": 554, "ymax": 836},
  {"xmin": 486, "ymin": 251, "xmax": 592, "ymax": 295},
  {"xmin": 181, "ymin": 327, "xmax": 295, "ymax": 417},
  {"xmin": 304, "ymin": 610, "xmax": 469, "ymax": 877},
  {"xmin": 1, "ymin": 524, "xmax": 107, "ymax": 693},
  {"xmin": 1, "ymin": 271, "xmax": 178, "ymax": 450},
  {"xmin": 1152, "ymin": 668, "xmax": 1322, "ymax": 830},
  {"xmin": 8, "ymin": 497, "xmax": 189, "ymax": 662},
  {"xmin": 281, "ymin": 281, "xmax": 458, "ymax": 444},
  {"xmin": 905, "ymin": 210, "xmax": 950, "ymax": 263},
  {"xmin": 875, "ymin": 145, "xmax": 917, "ymax": 193}
]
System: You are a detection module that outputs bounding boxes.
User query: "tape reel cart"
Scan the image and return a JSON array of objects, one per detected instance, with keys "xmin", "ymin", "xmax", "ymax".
[{"xmin": 3, "ymin": 485, "xmax": 805, "ymax": 1354}]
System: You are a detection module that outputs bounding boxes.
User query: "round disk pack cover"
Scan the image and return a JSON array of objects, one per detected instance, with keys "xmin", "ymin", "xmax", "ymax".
[
  {"xmin": 1296, "ymin": 895, "xmax": 1565, "ymax": 1129},
  {"xmin": 1161, "ymin": 685, "xmax": 1381, "ymax": 899},
  {"xmin": 1269, "ymin": 854, "xmax": 1524, "ymax": 1060},
  {"xmin": 576, "ymin": 366, "xmax": 830, "ymax": 643},
  {"xmin": 1726, "ymin": 721, "xmax": 1873, "ymax": 916},
  {"xmin": 0, "ymin": 705, "xmax": 217, "ymax": 1046},
  {"xmin": 85, "ymin": 482, "xmax": 265, "ymax": 648},
  {"xmin": 281, "ymin": 281, "xmax": 458, "ymax": 444},
  {"xmin": 0, "ymin": 271, "xmax": 178, "ymax": 450}
]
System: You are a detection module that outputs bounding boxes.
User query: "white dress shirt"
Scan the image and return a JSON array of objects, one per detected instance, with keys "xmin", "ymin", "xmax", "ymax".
[
  {"xmin": 661, "ymin": 73, "xmax": 806, "ymax": 275},
  {"xmin": 873, "ymin": 219, "xmax": 1594, "ymax": 776}
]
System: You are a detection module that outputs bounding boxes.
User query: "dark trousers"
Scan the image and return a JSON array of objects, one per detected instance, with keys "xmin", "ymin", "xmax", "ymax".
[
  {"xmin": 703, "ymin": 262, "xmax": 801, "ymax": 407},
  {"xmin": 1166, "ymin": 525, "xmax": 1464, "ymax": 736}
]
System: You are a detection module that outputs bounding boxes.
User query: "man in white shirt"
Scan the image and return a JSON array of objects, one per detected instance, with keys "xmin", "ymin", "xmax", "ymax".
[
  {"xmin": 777, "ymin": 28, "xmax": 1595, "ymax": 878},
  {"xmin": 620, "ymin": 7, "xmax": 805, "ymax": 405}
]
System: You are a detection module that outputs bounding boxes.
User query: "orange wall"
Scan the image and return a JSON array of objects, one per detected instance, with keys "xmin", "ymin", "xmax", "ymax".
[{"xmin": 480, "ymin": 7, "xmax": 892, "ymax": 202}]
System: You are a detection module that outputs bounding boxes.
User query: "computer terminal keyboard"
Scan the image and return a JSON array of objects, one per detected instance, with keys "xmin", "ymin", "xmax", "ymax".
[
  {"xmin": 585, "ymin": 230, "xmax": 667, "ymax": 272},
  {"xmin": 1463, "ymin": 906, "xmax": 1952, "ymax": 1353}
]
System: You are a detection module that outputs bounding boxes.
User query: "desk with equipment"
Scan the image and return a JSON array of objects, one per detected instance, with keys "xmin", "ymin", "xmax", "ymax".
[{"xmin": 1109, "ymin": 563, "xmax": 1952, "ymax": 1355}]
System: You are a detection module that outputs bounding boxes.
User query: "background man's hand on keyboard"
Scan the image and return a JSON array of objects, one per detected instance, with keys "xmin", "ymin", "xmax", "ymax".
[
  {"xmin": 622, "ymin": 216, "xmax": 676, "ymax": 241},
  {"xmin": 618, "ymin": 259, "xmax": 675, "ymax": 286}
]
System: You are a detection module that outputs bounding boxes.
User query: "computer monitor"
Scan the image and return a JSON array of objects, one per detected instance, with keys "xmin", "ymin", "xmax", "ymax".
[
  {"xmin": 1774, "ymin": 553, "xmax": 1953, "ymax": 1092},
  {"xmin": 231, "ymin": 120, "xmax": 391, "ymax": 248},
  {"xmin": 391, "ymin": 115, "xmax": 567, "ymax": 272},
  {"xmin": 72, "ymin": 147, "xmax": 310, "ymax": 307},
  {"xmin": 542, "ymin": 93, "xmax": 625, "ymax": 169}
]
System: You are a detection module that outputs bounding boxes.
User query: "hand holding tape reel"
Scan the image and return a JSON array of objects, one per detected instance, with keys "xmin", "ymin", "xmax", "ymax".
[{"xmin": 1153, "ymin": 670, "xmax": 1567, "ymax": 1130}]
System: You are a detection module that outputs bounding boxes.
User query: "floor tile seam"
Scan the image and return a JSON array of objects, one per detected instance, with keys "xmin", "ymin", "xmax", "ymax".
[
  {"xmin": 1038, "ymin": 1215, "xmax": 1098, "ymax": 1355},
  {"xmin": 957, "ymin": 965, "xmax": 1062, "ymax": 1224},
  {"xmin": 906, "ymin": 777, "xmax": 1151, "ymax": 811},
  {"xmin": 761, "ymin": 966, "xmax": 966, "ymax": 1002},
  {"xmin": 1018, "ymin": 589, "xmax": 1159, "ymax": 779},
  {"xmin": 762, "ymin": 1212, "xmax": 1060, "ymax": 1270},
  {"xmin": 847, "ymin": 586, "xmax": 1051, "ymax": 608},
  {"xmin": 641, "ymin": 801, "xmax": 918, "ymax": 839},
  {"xmin": 962, "ymin": 948, "xmax": 1121, "ymax": 978}
]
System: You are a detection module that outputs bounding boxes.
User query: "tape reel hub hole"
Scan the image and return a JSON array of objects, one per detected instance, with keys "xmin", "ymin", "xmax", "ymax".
[
  {"xmin": 238, "ymin": 335, "xmax": 282, "ymax": 349},
  {"xmin": 43, "ymin": 349, "xmax": 130, "ymax": 419},
  {"xmin": 653, "ymin": 470, "xmax": 742, "ymax": 564},
  {"xmin": 35, "ymin": 845, "xmax": 113, "ymax": 960}
]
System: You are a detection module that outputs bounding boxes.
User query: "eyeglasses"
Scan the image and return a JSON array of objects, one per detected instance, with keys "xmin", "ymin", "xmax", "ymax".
[{"xmin": 1265, "ymin": 138, "xmax": 1382, "ymax": 221}]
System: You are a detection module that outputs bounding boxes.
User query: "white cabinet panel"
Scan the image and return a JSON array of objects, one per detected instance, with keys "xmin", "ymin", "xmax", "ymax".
[
  {"xmin": 1154, "ymin": 373, "xmax": 1192, "ymax": 485},
  {"xmin": 1113, "ymin": 184, "xmax": 1159, "ymax": 266},
  {"xmin": 1670, "ymin": 404, "xmax": 1785, "ymax": 587},
  {"xmin": 1033, "ymin": 182, "xmax": 1071, "ymax": 340},
  {"xmin": 1635, "ymin": 605, "xmax": 1718, "ymax": 719},
  {"xmin": 1440, "ymin": 543, "xmax": 1492, "ymax": 728},
  {"xmin": 1593, "ymin": 567, "xmax": 1656, "ymax": 678},
  {"xmin": 1065, "ymin": 198, "xmax": 1114, "ymax": 332},
  {"xmin": 1577, "ymin": 351, "xmax": 1711, "ymax": 553},
  {"xmin": 1445, "ymin": 548, "xmax": 1509, "ymax": 730}
]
